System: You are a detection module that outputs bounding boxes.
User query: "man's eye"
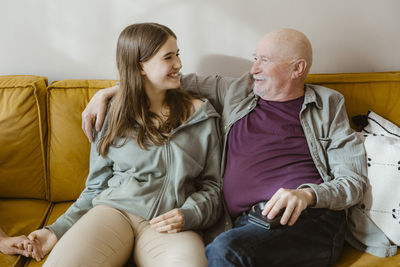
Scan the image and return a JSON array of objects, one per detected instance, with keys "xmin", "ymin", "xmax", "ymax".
[
  {"xmin": 165, "ymin": 56, "xmax": 171, "ymax": 60},
  {"xmin": 176, "ymin": 53, "xmax": 180, "ymax": 57},
  {"xmin": 259, "ymin": 57, "xmax": 270, "ymax": 64}
]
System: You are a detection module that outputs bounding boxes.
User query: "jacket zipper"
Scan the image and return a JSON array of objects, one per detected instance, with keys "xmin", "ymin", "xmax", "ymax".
[{"xmin": 148, "ymin": 141, "xmax": 171, "ymax": 218}]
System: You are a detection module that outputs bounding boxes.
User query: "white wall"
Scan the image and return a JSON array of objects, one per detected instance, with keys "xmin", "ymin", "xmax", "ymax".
[{"xmin": 1, "ymin": 0, "xmax": 399, "ymax": 82}]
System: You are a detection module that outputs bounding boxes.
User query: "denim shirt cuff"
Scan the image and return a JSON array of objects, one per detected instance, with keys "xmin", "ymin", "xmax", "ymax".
[{"xmin": 298, "ymin": 183, "xmax": 325, "ymax": 208}]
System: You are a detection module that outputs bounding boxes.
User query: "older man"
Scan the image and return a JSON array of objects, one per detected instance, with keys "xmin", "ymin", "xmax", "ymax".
[{"xmin": 82, "ymin": 28, "xmax": 367, "ymax": 266}]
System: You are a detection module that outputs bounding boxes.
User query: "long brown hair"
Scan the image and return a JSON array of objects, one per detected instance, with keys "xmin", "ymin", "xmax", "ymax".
[{"xmin": 98, "ymin": 23, "xmax": 197, "ymax": 156}]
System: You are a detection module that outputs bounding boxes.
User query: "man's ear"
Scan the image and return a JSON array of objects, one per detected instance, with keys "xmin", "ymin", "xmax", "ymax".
[{"xmin": 291, "ymin": 59, "xmax": 307, "ymax": 79}]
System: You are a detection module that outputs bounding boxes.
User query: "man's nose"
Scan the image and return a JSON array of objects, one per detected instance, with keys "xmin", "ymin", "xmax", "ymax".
[{"xmin": 250, "ymin": 60, "xmax": 260, "ymax": 74}]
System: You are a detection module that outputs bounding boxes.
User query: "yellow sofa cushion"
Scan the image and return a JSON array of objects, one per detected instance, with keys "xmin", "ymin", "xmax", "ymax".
[
  {"xmin": 0, "ymin": 75, "xmax": 48, "ymax": 199},
  {"xmin": 335, "ymin": 243, "xmax": 400, "ymax": 266},
  {"xmin": 0, "ymin": 199, "xmax": 51, "ymax": 267},
  {"xmin": 306, "ymin": 72, "xmax": 400, "ymax": 128},
  {"xmin": 47, "ymin": 80, "xmax": 117, "ymax": 201}
]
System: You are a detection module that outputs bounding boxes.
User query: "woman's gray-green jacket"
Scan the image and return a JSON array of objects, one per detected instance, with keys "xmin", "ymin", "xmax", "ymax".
[{"xmin": 48, "ymin": 99, "xmax": 222, "ymax": 239}]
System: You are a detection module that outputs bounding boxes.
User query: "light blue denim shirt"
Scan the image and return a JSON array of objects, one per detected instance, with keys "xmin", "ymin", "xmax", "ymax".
[{"xmin": 181, "ymin": 73, "xmax": 376, "ymax": 253}]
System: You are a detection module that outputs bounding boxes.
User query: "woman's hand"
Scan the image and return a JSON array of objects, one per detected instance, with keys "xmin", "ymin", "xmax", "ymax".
[
  {"xmin": 149, "ymin": 209, "xmax": 184, "ymax": 233},
  {"xmin": 23, "ymin": 228, "xmax": 58, "ymax": 261}
]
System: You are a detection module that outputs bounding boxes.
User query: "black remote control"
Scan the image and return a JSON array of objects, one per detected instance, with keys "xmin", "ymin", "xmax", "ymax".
[{"xmin": 248, "ymin": 203, "xmax": 284, "ymax": 230}]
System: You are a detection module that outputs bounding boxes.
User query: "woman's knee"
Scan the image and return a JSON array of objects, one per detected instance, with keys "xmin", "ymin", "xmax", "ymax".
[
  {"xmin": 45, "ymin": 205, "xmax": 134, "ymax": 266},
  {"xmin": 163, "ymin": 251, "xmax": 207, "ymax": 267},
  {"xmin": 135, "ymin": 230, "xmax": 207, "ymax": 267}
]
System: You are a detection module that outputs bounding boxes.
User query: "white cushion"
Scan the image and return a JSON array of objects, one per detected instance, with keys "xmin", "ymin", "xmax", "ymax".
[
  {"xmin": 363, "ymin": 111, "xmax": 400, "ymax": 137},
  {"xmin": 362, "ymin": 134, "xmax": 400, "ymax": 245},
  {"xmin": 359, "ymin": 111, "xmax": 400, "ymax": 246}
]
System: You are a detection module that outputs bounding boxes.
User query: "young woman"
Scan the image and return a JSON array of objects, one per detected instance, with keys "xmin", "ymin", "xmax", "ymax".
[{"xmin": 25, "ymin": 23, "xmax": 222, "ymax": 267}]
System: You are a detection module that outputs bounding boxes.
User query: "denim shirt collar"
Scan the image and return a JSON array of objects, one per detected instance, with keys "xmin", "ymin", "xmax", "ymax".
[
  {"xmin": 249, "ymin": 84, "xmax": 321, "ymax": 110},
  {"xmin": 303, "ymin": 84, "xmax": 322, "ymax": 110}
]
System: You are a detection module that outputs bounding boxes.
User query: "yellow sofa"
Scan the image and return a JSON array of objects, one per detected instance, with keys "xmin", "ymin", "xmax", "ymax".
[{"xmin": 0, "ymin": 72, "xmax": 399, "ymax": 267}]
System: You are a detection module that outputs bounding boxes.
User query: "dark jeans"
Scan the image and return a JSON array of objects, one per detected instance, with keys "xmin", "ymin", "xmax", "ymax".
[{"xmin": 206, "ymin": 208, "xmax": 345, "ymax": 267}]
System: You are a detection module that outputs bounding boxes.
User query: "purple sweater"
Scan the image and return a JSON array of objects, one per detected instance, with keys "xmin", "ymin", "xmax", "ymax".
[{"xmin": 223, "ymin": 96, "xmax": 323, "ymax": 218}]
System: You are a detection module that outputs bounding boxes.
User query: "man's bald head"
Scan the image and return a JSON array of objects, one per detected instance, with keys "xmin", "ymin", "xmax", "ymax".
[
  {"xmin": 251, "ymin": 28, "xmax": 313, "ymax": 100},
  {"xmin": 257, "ymin": 28, "xmax": 313, "ymax": 74}
]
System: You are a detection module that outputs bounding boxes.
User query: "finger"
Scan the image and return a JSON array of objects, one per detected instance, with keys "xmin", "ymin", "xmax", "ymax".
[
  {"xmin": 9, "ymin": 247, "xmax": 30, "ymax": 257},
  {"xmin": 28, "ymin": 232, "xmax": 37, "ymax": 241},
  {"xmin": 280, "ymin": 204, "xmax": 295, "ymax": 225},
  {"xmin": 265, "ymin": 196, "xmax": 286, "ymax": 219},
  {"xmin": 167, "ymin": 228, "xmax": 182, "ymax": 234},
  {"xmin": 262, "ymin": 197, "xmax": 278, "ymax": 216},
  {"xmin": 83, "ymin": 114, "xmax": 94, "ymax": 143},
  {"xmin": 150, "ymin": 214, "xmax": 169, "ymax": 225},
  {"xmin": 17, "ymin": 242, "xmax": 25, "ymax": 250},
  {"xmin": 95, "ymin": 109, "xmax": 106, "ymax": 132},
  {"xmin": 35, "ymin": 241, "xmax": 44, "ymax": 259},
  {"xmin": 155, "ymin": 223, "xmax": 182, "ymax": 233},
  {"xmin": 31, "ymin": 241, "xmax": 44, "ymax": 261},
  {"xmin": 151, "ymin": 215, "xmax": 182, "ymax": 229},
  {"xmin": 22, "ymin": 239, "xmax": 31, "ymax": 250},
  {"xmin": 30, "ymin": 249, "xmax": 39, "ymax": 261},
  {"xmin": 81, "ymin": 112, "xmax": 86, "ymax": 137},
  {"xmin": 154, "ymin": 224, "xmax": 173, "ymax": 233},
  {"xmin": 150, "ymin": 210, "xmax": 178, "ymax": 224},
  {"xmin": 263, "ymin": 188, "xmax": 287, "ymax": 216},
  {"xmin": 288, "ymin": 206, "xmax": 303, "ymax": 226},
  {"xmin": 35, "ymin": 247, "xmax": 44, "ymax": 261},
  {"xmin": 151, "ymin": 216, "xmax": 183, "ymax": 228},
  {"xmin": 33, "ymin": 250, "xmax": 42, "ymax": 262}
]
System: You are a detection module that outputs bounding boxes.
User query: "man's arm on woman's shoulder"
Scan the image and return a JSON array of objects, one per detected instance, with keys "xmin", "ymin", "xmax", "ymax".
[{"xmin": 82, "ymin": 85, "xmax": 118, "ymax": 142}]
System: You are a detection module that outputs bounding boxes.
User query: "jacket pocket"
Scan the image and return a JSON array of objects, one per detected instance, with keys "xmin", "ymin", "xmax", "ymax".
[{"xmin": 107, "ymin": 175, "xmax": 129, "ymax": 188}]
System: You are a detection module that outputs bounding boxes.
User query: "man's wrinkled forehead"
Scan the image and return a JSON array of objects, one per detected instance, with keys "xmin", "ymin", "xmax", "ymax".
[{"xmin": 254, "ymin": 33, "xmax": 290, "ymax": 60}]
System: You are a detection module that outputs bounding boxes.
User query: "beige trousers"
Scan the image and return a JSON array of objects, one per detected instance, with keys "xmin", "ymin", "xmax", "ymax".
[{"xmin": 44, "ymin": 205, "xmax": 207, "ymax": 267}]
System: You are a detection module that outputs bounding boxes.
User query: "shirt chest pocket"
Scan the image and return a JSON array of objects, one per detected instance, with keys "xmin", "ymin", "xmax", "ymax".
[{"xmin": 319, "ymin": 137, "xmax": 331, "ymax": 151}]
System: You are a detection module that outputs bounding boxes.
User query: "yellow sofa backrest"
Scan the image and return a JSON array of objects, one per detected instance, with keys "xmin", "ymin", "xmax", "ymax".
[
  {"xmin": 306, "ymin": 72, "xmax": 400, "ymax": 127},
  {"xmin": 47, "ymin": 72, "xmax": 400, "ymax": 202},
  {"xmin": 2, "ymin": 72, "xmax": 399, "ymax": 202},
  {"xmin": 0, "ymin": 75, "xmax": 48, "ymax": 199},
  {"xmin": 47, "ymin": 79, "xmax": 117, "ymax": 201}
]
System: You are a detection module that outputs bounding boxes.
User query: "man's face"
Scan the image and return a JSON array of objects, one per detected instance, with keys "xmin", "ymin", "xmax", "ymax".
[{"xmin": 250, "ymin": 36, "xmax": 293, "ymax": 98}]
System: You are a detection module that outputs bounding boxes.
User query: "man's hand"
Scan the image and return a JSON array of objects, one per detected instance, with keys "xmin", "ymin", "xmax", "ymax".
[
  {"xmin": 262, "ymin": 188, "xmax": 316, "ymax": 226},
  {"xmin": 81, "ymin": 85, "xmax": 118, "ymax": 142},
  {"xmin": 149, "ymin": 209, "xmax": 184, "ymax": 233},
  {"xmin": 0, "ymin": 235, "xmax": 31, "ymax": 257},
  {"xmin": 24, "ymin": 228, "xmax": 58, "ymax": 261}
]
